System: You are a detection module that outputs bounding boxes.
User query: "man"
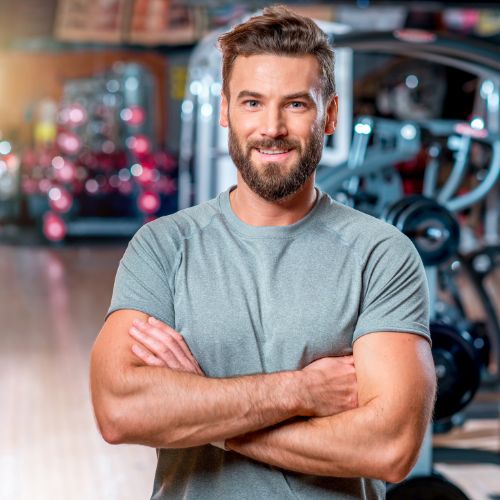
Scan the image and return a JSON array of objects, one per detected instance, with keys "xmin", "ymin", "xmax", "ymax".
[{"xmin": 90, "ymin": 6, "xmax": 436, "ymax": 499}]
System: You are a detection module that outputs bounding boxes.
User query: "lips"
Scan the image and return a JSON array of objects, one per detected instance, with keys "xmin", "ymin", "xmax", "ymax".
[
  {"xmin": 254, "ymin": 148, "xmax": 294, "ymax": 161},
  {"xmin": 257, "ymin": 149, "xmax": 291, "ymax": 155}
]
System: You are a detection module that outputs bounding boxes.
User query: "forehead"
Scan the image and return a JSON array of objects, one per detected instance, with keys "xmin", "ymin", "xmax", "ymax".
[{"xmin": 228, "ymin": 54, "xmax": 322, "ymax": 97}]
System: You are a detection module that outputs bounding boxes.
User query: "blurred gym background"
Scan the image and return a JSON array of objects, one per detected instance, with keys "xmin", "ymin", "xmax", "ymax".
[{"xmin": 0, "ymin": 0, "xmax": 499, "ymax": 499}]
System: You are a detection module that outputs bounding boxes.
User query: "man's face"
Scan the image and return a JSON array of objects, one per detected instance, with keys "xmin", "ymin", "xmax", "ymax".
[{"xmin": 220, "ymin": 54, "xmax": 337, "ymax": 201}]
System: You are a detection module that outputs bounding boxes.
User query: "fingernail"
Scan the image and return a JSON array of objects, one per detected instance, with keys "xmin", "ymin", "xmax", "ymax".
[
  {"xmin": 132, "ymin": 319, "xmax": 145, "ymax": 327},
  {"xmin": 148, "ymin": 317, "xmax": 158, "ymax": 324}
]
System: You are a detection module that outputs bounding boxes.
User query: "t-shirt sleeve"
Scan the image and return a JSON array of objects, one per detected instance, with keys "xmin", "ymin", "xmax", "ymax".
[
  {"xmin": 352, "ymin": 230, "xmax": 430, "ymax": 344},
  {"xmin": 106, "ymin": 223, "xmax": 176, "ymax": 327}
]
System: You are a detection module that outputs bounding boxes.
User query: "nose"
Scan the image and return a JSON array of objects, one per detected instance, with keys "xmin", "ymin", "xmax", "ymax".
[{"xmin": 260, "ymin": 106, "xmax": 287, "ymax": 138}]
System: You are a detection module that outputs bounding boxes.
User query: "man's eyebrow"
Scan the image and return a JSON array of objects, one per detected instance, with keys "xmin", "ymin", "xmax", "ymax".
[
  {"xmin": 235, "ymin": 90, "xmax": 315, "ymax": 103},
  {"xmin": 283, "ymin": 92, "xmax": 315, "ymax": 102},
  {"xmin": 236, "ymin": 90, "xmax": 264, "ymax": 100}
]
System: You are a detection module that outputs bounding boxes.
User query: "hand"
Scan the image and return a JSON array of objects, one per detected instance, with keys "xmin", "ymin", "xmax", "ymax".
[
  {"xmin": 300, "ymin": 356, "xmax": 358, "ymax": 417},
  {"xmin": 129, "ymin": 317, "xmax": 204, "ymax": 375}
]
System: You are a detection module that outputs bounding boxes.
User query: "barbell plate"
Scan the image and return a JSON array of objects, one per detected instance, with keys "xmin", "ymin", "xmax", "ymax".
[
  {"xmin": 382, "ymin": 195, "xmax": 425, "ymax": 226},
  {"xmin": 396, "ymin": 199, "xmax": 460, "ymax": 266},
  {"xmin": 431, "ymin": 322, "xmax": 481, "ymax": 421}
]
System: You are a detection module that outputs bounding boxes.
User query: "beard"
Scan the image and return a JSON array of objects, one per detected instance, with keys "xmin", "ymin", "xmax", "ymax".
[{"xmin": 228, "ymin": 120, "xmax": 324, "ymax": 202}]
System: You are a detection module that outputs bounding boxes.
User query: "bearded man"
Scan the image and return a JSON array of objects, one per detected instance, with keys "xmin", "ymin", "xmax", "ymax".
[{"xmin": 90, "ymin": 6, "xmax": 436, "ymax": 499}]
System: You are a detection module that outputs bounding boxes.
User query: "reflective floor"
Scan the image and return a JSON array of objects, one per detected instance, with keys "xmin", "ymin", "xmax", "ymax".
[
  {"xmin": 1, "ymin": 243, "xmax": 499, "ymax": 500},
  {"xmin": 0, "ymin": 245, "xmax": 156, "ymax": 500}
]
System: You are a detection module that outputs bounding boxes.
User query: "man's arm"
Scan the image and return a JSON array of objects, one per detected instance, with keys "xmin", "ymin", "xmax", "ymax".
[
  {"xmin": 226, "ymin": 333, "xmax": 436, "ymax": 483},
  {"xmin": 129, "ymin": 321, "xmax": 435, "ymax": 482},
  {"xmin": 90, "ymin": 309, "xmax": 358, "ymax": 449}
]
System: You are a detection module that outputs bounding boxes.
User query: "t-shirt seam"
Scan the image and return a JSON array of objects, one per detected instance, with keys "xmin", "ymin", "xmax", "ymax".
[
  {"xmin": 352, "ymin": 327, "xmax": 432, "ymax": 347},
  {"xmin": 109, "ymin": 206, "xmax": 221, "ymax": 322},
  {"xmin": 313, "ymin": 222, "xmax": 366, "ymax": 268},
  {"xmin": 354, "ymin": 325, "xmax": 430, "ymax": 336},
  {"xmin": 164, "ymin": 206, "xmax": 221, "ymax": 297},
  {"xmin": 142, "ymin": 224, "xmax": 177, "ymax": 300},
  {"xmin": 182, "ymin": 205, "xmax": 220, "ymax": 242}
]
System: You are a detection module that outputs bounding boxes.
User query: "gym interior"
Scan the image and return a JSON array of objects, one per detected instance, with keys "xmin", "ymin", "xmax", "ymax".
[{"xmin": 0, "ymin": 1, "xmax": 499, "ymax": 499}]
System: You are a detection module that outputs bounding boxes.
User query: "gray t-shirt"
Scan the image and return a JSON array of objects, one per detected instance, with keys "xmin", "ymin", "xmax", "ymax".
[{"xmin": 108, "ymin": 186, "xmax": 430, "ymax": 500}]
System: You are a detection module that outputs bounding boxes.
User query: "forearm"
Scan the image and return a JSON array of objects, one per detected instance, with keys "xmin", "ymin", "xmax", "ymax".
[
  {"xmin": 92, "ymin": 363, "xmax": 304, "ymax": 449},
  {"xmin": 91, "ymin": 311, "xmax": 358, "ymax": 450},
  {"xmin": 227, "ymin": 334, "xmax": 436, "ymax": 482},
  {"xmin": 227, "ymin": 401, "xmax": 426, "ymax": 482}
]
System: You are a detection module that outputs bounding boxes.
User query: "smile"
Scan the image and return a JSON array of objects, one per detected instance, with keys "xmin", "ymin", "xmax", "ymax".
[
  {"xmin": 255, "ymin": 148, "xmax": 293, "ymax": 160},
  {"xmin": 258, "ymin": 149, "xmax": 291, "ymax": 154}
]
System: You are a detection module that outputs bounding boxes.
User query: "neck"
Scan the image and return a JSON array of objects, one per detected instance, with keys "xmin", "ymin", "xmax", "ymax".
[{"xmin": 229, "ymin": 174, "xmax": 317, "ymax": 227}]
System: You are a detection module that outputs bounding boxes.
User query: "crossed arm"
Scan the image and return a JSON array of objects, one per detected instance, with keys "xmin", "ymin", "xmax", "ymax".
[{"xmin": 90, "ymin": 310, "xmax": 436, "ymax": 483}]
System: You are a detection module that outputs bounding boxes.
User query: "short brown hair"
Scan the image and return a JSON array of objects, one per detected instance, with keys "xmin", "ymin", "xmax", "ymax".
[{"xmin": 218, "ymin": 5, "xmax": 335, "ymax": 102}]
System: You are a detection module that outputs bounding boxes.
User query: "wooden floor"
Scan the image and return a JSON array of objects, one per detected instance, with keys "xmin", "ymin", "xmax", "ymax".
[{"xmin": 1, "ymin": 243, "xmax": 499, "ymax": 500}]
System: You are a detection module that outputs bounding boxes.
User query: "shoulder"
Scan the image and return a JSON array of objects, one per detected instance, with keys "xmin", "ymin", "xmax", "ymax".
[
  {"xmin": 316, "ymin": 192, "xmax": 414, "ymax": 262},
  {"xmin": 133, "ymin": 196, "xmax": 221, "ymax": 249}
]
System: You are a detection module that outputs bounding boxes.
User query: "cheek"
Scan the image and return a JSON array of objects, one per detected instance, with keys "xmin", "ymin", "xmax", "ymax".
[
  {"xmin": 239, "ymin": 115, "xmax": 260, "ymax": 136},
  {"xmin": 290, "ymin": 113, "xmax": 319, "ymax": 134},
  {"xmin": 230, "ymin": 109, "xmax": 256, "ymax": 134}
]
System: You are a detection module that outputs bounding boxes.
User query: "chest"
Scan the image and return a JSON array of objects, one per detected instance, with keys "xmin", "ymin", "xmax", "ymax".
[{"xmin": 172, "ymin": 234, "xmax": 361, "ymax": 377}]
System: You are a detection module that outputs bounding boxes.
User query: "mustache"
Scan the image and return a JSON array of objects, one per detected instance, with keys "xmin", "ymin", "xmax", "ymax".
[{"xmin": 246, "ymin": 138, "xmax": 301, "ymax": 151}]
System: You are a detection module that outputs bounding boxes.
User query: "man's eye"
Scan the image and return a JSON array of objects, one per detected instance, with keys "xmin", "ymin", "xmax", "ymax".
[
  {"xmin": 289, "ymin": 101, "xmax": 306, "ymax": 109},
  {"xmin": 244, "ymin": 100, "xmax": 259, "ymax": 108}
]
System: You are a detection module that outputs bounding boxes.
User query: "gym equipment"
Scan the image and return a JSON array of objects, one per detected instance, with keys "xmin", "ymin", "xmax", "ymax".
[
  {"xmin": 0, "ymin": 142, "xmax": 21, "ymax": 221},
  {"xmin": 438, "ymin": 249, "xmax": 500, "ymax": 383},
  {"xmin": 319, "ymin": 117, "xmax": 500, "ymax": 226},
  {"xmin": 431, "ymin": 322, "xmax": 482, "ymax": 421},
  {"xmin": 43, "ymin": 212, "xmax": 66, "ymax": 242},
  {"xmin": 382, "ymin": 196, "xmax": 460, "ymax": 266},
  {"xmin": 459, "ymin": 245, "xmax": 500, "ymax": 380},
  {"xmin": 316, "ymin": 117, "xmax": 420, "ymax": 207},
  {"xmin": 469, "ymin": 321, "xmax": 492, "ymax": 370},
  {"xmin": 20, "ymin": 63, "xmax": 178, "ymax": 241},
  {"xmin": 434, "ymin": 285, "xmax": 493, "ymax": 376},
  {"xmin": 387, "ymin": 473, "xmax": 470, "ymax": 499}
]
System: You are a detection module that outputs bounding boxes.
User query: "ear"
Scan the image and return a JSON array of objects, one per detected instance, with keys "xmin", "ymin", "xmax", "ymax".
[
  {"xmin": 219, "ymin": 92, "xmax": 229, "ymax": 128},
  {"xmin": 324, "ymin": 95, "xmax": 338, "ymax": 135}
]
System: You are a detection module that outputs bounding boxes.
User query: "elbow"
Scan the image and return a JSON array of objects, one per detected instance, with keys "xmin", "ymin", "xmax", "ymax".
[
  {"xmin": 92, "ymin": 394, "xmax": 177, "ymax": 448},
  {"xmin": 382, "ymin": 463, "xmax": 411, "ymax": 485},
  {"xmin": 98, "ymin": 413, "xmax": 126, "ymax": 445},
  {"xmin": 94, "ymin": 407, "xmax": 125, "ymax": 445},
  {"xmin": 91, "ymin": 394, "xmax": 130, "ymax": 445},
  {"xmin": 379, "ymin": 440, "xmax": 421, "ymax": 484},
  {"xmin": 90, "ymin": 364, "xmax": 138, "ymax": 444}
]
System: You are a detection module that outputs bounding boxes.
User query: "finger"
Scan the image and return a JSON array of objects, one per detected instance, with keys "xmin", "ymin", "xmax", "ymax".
[
  {"xmin": 131, "ymin": 343, "xmax": 166, "ymax": 367},
  {"xmin": 147, "ymin": 317, "xmax": 202, "ymax": 366},
  {"xmin": 145, "ymin": 318, "xmax": 204, "ymax": 375},
  {"xmin": 135, "ymin": 321, "xmax": 197, "ymax": 373},
  {"xmin": 131, "ymin": 320, "xmax": 188, "ymax": 365},
  {"xmin": 146, "ymin": 317, "xmax": 183, "ymax": 339},
  {"xmin": 129, "ymin": 326, "xmax": 184, "ymax": 370},
  {"xmin": 131, "ymin": 321, "xmax": 203, "ymax": 375},
  {"xmin": 131, "ymin": 325, "xmax": 202, "ymax": 376}
]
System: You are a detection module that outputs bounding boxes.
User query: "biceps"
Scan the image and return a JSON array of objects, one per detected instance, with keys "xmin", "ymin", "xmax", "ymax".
[
  {"xmin": 91, "ymin": 309, "xmax": 150, "ymax": 393},
  {"xmin": 353, "ymin": 333, "xmax": 436, "ymax": 418}
]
